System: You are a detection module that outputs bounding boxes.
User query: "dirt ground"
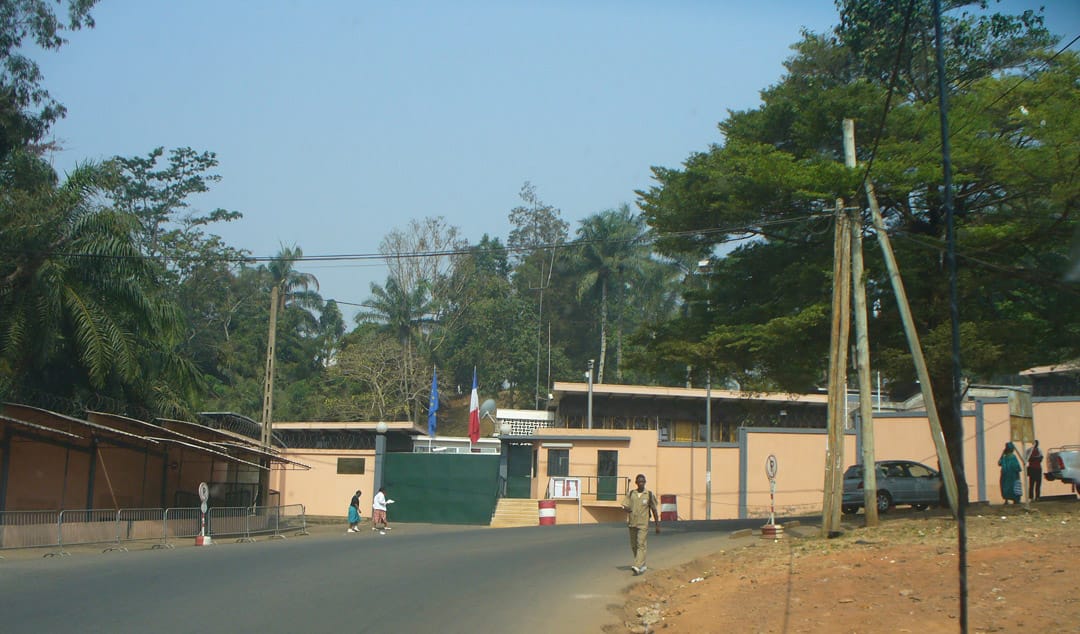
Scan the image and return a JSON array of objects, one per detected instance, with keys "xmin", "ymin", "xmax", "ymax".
[{"xmin": 608, "ymin": 499, "xmax": 1079, "ymax": 633}]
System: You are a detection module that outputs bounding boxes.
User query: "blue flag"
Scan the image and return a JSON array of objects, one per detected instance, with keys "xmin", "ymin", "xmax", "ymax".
[{"xmin": 428, "ymin": 366, "xmax": 439, "ymax": 437}]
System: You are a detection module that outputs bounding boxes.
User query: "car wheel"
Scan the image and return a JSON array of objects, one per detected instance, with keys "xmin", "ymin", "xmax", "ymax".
[
  {"xmin": 842, "ymin": 505, "xmax": 858, "ymax": 515},
  {"xmin": 876, "ymin": 491, "xmax": 892, "ymax": 514},
  {"xmin": 912, "ymin": 504, "xmax": 928, "ymax": 511}
]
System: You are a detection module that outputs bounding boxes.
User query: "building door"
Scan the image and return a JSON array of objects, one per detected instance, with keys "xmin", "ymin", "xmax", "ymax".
[
  {"xmin": 506, "ymin": 444, "xmax": 532, "ymax": 499},
  {"xmin": 597, "ymin": 450, "xmax": 618, "ymax": 501}
]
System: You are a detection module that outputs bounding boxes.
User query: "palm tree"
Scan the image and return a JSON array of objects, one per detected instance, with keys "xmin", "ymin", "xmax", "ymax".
[
  {"xmin": 267, "ymin": 244, "xmax": 321, "ymax": 318},
  {"xmin": 575, "ymin": 205, "xmax": 653, "ymax": 383},
  {"xmin": 355, "ymin": 276, "xmax": 434, "ymax": 420},
  {"xmin": 0, "ymin": 153, "xmax": 196, "ymax": 413},
  {"xmin": 259, "ymin": 245, "xmax": 321, "ymax": 438}
]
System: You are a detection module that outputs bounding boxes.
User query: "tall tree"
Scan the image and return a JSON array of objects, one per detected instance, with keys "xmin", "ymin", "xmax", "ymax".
[
  {"xmin": 574, "ymin": 205, "xmax": 653, "ymax": 383},
  {"xmin": 267, "ymin": 244, "xmax": 320, "ymax": 315},
  {"xmin": 0, "ymin": 153, "xmax": 199, "ymax": 416},
  {"xmin": 507, "ymin": 181, "xmax": 570, "ymax": 258},
  {"xmin": 106, "ymin": 146, "xmax": 248, "ymax": 400},
  {"xmin": 0, "ymin": 0, "xmax": 98, "ymax": 159},
  {"xmin": 323, "ymin": 325, "xmax": 427, "ymax": 421},
  {"xmin": 378, "ymin": 216, "xmax": 468, "ymax": 354},
  {"xmin": 443, "ymin": 235, "xmax": 535, "ymax": 406},
  {"xmin": 316, "ymin": 299, "xmax": 346, "ymax": 368},
  {"xmin": 356, "ymin": 276, "xmax": 434, "ymax": 421},
  {"xmin": 507, "ymin": 183, "xmax": 570, "ymax": 405},
  {"xmin": 108, "ymin": 147, "xmax": 241, "ymax": 266},
  {"xmin": 636, "ymin": 1, "xmax": 1075, "ymax": 495}
]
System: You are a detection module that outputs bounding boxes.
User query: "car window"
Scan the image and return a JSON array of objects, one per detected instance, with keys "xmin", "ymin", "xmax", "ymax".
[
  {"xmin": 907, "ymin": 464, "xmax": 934, "ymax": 478},
  {"xmin": 884, "ymin": 464, "xmax": 906, "ymax": 478},
  {"xmin": 844, "ymin": 465, "xmax": 862, "ymax": 478}
]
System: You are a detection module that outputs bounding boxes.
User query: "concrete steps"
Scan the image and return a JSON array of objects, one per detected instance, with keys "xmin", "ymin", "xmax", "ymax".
[{"xmin": 489, "ymin": 498, "xmax": 540, "ymax": 528}]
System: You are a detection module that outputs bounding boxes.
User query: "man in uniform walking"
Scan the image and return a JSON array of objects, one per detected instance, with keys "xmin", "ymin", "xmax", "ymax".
[{"xmin": 621, "ymin": 473, "xmax": 660, "ymax": 575}]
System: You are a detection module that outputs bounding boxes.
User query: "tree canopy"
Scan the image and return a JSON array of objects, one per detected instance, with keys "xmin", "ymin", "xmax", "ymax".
[
  {"xmin": 635, "ymin": 0, "xmax": 1078, "ymax": 488},
  {"xmin": 2, "ymin": 0, "xmax": 1076, "ymax": 451}
]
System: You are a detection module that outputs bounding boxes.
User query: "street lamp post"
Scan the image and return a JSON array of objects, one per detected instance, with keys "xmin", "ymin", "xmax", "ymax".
[
  {"xmin": 706, "ymin": 370, "xmax": 712, "ymax": 520},
  {"xmin": 374, "ymin": 421, "xmax": 388, "ymax": 491},
  {"xmin": 587, "ymin": 359, "xmax": 595, "ymax": 429},
  {"xmin": 498, "ymin": 421, "xmax": 512, "ymax": 497}
]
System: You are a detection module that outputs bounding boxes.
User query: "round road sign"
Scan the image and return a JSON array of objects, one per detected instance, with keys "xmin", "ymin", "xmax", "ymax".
[
  {"xmin": 198, "ymin": 481, "xmax": 209, "ymax": 502},
  {"xmin": 200, "ymin": 501, "xmax": 208, "ymax": 514},
  {"xmin": 766, "ymin": 455, "xmax": 778, "ymax": 479}
]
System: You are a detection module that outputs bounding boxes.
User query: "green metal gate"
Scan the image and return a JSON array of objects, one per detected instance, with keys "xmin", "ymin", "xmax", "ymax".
[{"xmin": 381, "ymin": 453, "xmax": 501, "ymax": 525}]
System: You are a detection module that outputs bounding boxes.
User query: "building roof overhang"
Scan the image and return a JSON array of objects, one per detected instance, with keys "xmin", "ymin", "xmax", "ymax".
[
  {"xmin": 549, "ymin": 382, "xmax": 828, "ymax": 409},
  {"xmin": 157, "ymin": 417, "xmax": 310, "ymax": 470},
  {"xmin": 2, "ymin": 403, "xmax": 158, "ymax": 446},
  {"xmin": 271, "ymin": 421, "xmax": 425, "ymax": 435},
  {"xmin": 502, "ymin": 434, "xmax": 632, "ymax": 443},
  {"xmin": 0, "ymin": 413, "xmax": 84, "ymax": 441},
  {"xmin": 1020, "ymin": 361, "xmax": 1080, "ymax": 377}
]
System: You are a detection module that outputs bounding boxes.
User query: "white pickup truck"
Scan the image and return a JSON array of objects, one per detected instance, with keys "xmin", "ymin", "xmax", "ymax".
[{"xmin": 1044, "ymin": 445, "xmax": 1080, "ymax": 494}]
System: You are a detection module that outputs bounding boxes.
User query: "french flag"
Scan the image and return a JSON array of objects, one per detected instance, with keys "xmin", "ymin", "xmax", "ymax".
[{"xmin": 468, "ymin": 367, "xmax": 480, "ymax": 444}]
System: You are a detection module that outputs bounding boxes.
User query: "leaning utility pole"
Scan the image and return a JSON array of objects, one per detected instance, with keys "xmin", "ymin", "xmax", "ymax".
[
  {"xmin": 822, "ymin": 197, "xmax": 851, "ymax": 537},
  {"xmin": 261, "ymin": 285, "xmax": 280, "ymax": 449},
  {"xmin": 864, "ymin": 182, "xmax": 960, "ymax": 516},
  {"xmin": 838, "ymin": 117, "xmax": 958, "ymax": 518},
  {"xmin": 843, "ymin": 119, "xmax": 879, "ymax": 527}
]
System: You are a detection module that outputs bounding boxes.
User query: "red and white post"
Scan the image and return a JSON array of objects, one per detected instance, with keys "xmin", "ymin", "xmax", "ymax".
[
  {"xmin": 195, "ymin": 481, "xmax": 213, "ymax": 546},
  {"xmin": 761, "ymin": 455, "xmax": 784, "ymax": 540}
]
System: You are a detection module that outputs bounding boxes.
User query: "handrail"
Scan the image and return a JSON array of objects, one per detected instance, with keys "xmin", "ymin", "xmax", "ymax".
[{"xmin": 545, "ymin": 475, "xmax": 630, "ymax": 501}]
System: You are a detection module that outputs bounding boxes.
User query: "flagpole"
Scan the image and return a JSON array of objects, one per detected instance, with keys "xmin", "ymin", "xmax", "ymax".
[{"xmin": 428, "ymin": 365, "xmax": 438, "ymax": 453}]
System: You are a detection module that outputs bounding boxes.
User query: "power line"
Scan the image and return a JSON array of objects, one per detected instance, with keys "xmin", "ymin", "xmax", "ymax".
[
  {"xmin": 0, "ymin": 212, "xmax": 831, "ymax": 265},
  {"xmin": 891, "ymin": 231, "xmax": 1080, "ymax": 297}
]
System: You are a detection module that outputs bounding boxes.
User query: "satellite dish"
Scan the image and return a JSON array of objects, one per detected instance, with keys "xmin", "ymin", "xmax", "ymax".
[{"xmin": 479, "ymin": 398, "xmax": 497, "ymax": 418}]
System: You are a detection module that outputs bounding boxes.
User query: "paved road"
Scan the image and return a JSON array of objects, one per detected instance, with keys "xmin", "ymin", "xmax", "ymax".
[{"xmin": 0, "ymin": 518, "xmax": 766, "ymax": 633}]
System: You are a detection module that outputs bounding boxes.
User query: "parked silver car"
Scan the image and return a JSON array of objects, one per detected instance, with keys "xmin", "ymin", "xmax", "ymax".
[
  {"xmin": 1044, "ymin": 445, "xmax": 1080, "ymax": 493},
  {"xmin": 842, "ymin": 460, "xmax": 944, "ymax": 514}
]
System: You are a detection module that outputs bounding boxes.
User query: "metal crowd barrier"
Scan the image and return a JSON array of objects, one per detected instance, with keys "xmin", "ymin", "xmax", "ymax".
[
  {"xmin": 57, "ymin": 509, "xmax": 116, "ymax": 556},
  {"xmin": 162, "ymin": 507, "xmax": 202, "ymax": 549},
  {"xmin": 0, "ymin": 505, "xmax": 308, "ymax": 556},
  {"xmin": 207, "ymin": 506, "xmax": 255, "ymax": 543},
  {"xmin": 0, "ymin": 510, "xmax": 61, "ymax": 552},
  {"xmin": 106, "ymin": 508, "xmax": 167, "ymax": 553},
  {"xmin": 277, "ymin": 504, "xmax": 309, "ymax": 537},
  {"xmin": 205, "ymin": 504, "xmax": 307, "ymax": 542}
]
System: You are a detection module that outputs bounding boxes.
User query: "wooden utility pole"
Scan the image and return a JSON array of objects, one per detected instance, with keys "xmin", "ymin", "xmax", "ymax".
[
  {"xmin": 822, "ymin": 197, "xmax": 851, "ymax": 537},
  {"xmin": 843, "ymin": 119, "xmax": 879, "ymax": 527},
  {"xmin": 261, "ymin": 285, "xmax": 280, "ymax": 449},
  {"xmin": 864, "ymin": 182, "xmax": 960, "ymax": 516}
]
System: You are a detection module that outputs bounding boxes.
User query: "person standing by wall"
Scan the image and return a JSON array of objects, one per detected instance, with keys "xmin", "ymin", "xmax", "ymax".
[
  {"xmin": 372, "ymin": 486, "xmax": 394, "ymax": 535},
  {"xmin": 1026, "ymin": 440, "xmax": 1043, "ymax": 501},
  {"xmin": 998, "ymin": 442, "xmax": 1022, "ymax": 504},
  {"xmin": 620, "ymin": 474, "xmax": 660, "ymax": 575},
  {"xmin": 347, "ymin": 490, "xmax": 362, "ymax": 533}
]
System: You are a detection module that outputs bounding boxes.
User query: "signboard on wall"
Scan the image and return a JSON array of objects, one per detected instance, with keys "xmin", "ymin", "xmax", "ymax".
[
  {"xmin": 1008, "ymin": 389, "xmax": 1034, "ymax": 443},
  {"xmin": 548, "ymin": 477, "xmax": 581, "ymax": 499}
]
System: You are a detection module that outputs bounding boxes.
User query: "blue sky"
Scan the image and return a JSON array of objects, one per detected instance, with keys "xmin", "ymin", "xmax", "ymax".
[{"xmin": 36, "ymin": 1, "xmax": 1080, "ymax": 316}]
